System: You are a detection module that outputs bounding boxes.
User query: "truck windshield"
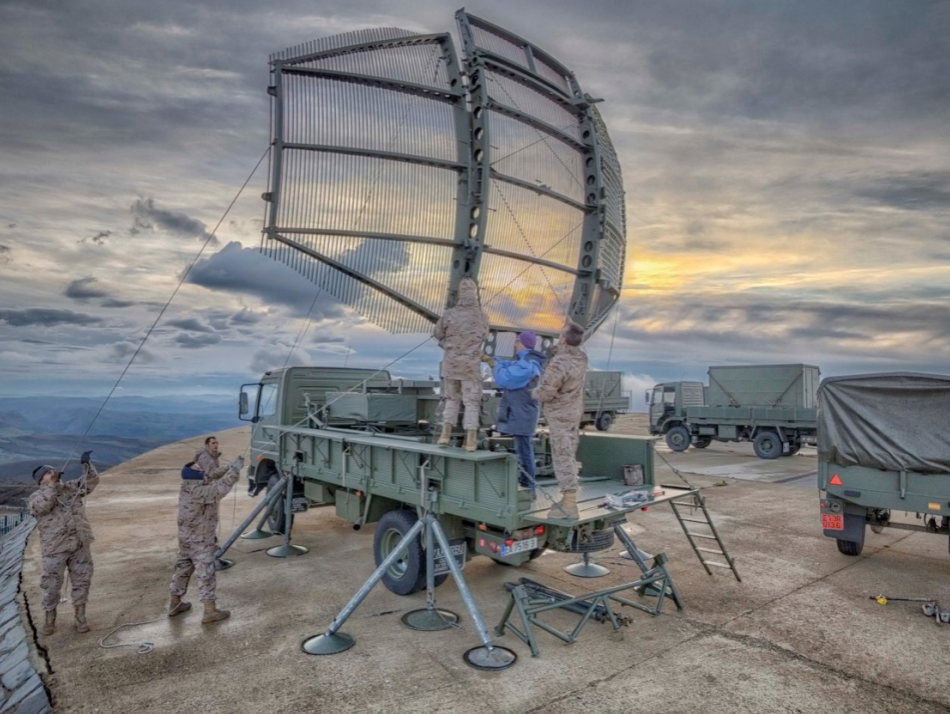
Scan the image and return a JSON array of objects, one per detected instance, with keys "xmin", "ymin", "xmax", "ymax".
[{"xmin": 258, "ymin": 383, "xmax": 278, "ymax": 418}]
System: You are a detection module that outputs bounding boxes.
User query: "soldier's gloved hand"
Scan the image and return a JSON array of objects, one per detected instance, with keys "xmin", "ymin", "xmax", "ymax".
[
  {"xmin": 80, "ymin": 450, "xmax": 93, "ymax": 465},
  {"xmin": 228, "ymin": 455, "xmax": 245, "ymax": 472},
  {"xmin": 530, "ymin": 388, "xmax": 540, "ymax": 400}
]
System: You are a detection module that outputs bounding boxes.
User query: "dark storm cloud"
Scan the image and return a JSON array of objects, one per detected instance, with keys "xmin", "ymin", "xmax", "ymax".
[
  {"xmin": 166, "ymin": 317, "xmax": 215, "ymax": 333},
  {"xmin": 79, "ymin": 230, "xmax": 111, "ymax": 246},
  {"xmin": 187, "ymin": 241, "xmax": 348, "ymax": 319},
  {"xmin": 64, "ymin": 277, "xmax": 110, "ymax": 301},
  {"xmin": 0, "ymin": 244, "xmax": 9, "ymax": 264},
  {"xmin": 109, "ymin": 340, "xmax": 160, "ymax": 364},
  {"xmin": 175, "ymin": 332, "xmax": 222, "ymax": 349},
  {"xmin": 101, "ymin": 298, "xmax": 136, "ymax": 308},
  {"xmin": 0, "ymin": 308, "xmax": 103, "ymax": 327},
  {"xmin": 854, "ymin": 172, "xmax": 950, "ymax": 212},
  {"xmin": 130, "ymin": 197, "xmax": 217, "ymax": 244}
]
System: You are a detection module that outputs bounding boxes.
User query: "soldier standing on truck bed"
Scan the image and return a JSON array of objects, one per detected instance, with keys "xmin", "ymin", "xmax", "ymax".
[
  {"xmin": 168, "ymin": 436, "xmax": 244, "ymax": 624},
  {"xmin": 433, "ymin": 277, "xmax": 489, "ymax": 452},
  {"xmin": 535, "ymin": 322, "xmax": 588, "ymax": 519},
  {"xmin": 28, "ymin": 450, "xmax": 99, "ymax": 635}
]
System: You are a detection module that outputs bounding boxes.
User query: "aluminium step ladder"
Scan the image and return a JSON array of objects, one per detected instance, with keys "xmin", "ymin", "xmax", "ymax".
[{"xmin": 669, "ymin": 491, "xmax": 742, "ymax": 582}]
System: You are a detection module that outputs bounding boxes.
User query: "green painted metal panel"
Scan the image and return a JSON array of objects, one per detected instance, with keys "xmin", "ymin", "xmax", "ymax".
[
  {"xmin": 576, "ymin": 433, "xmax": 655, "ymax": 486},
  {"xmin": 819, "ymin": 461, "xmax": 950, "ymax": 516},
  {"xmin": 707, "ymin": 364, "xmax": 820, "ymax": 409}
]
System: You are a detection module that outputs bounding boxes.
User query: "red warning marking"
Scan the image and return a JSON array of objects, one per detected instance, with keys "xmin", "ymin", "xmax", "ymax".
[{"xmin": 829, "ymin": 474, "xmax": 843, "ymax": 486}]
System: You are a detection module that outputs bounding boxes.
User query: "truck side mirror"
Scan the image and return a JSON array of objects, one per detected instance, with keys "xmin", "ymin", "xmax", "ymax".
[
  {"xmin": 644, "ymin": 390, "xmax": 650, "ymax": 405},
  {"xmin": 239, "ymin": 391, "xmax": 249, "ymax": 416}
]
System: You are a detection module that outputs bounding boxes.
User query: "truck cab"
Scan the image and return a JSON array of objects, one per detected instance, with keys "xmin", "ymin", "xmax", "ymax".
[{"xmin": 647, "ymin": 381, "xmax": 705, "ymax": 436}]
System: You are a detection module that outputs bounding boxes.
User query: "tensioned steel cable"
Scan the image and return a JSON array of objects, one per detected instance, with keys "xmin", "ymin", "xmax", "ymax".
[{"xmin": 59, "ymin": 146, "xmax": 272, "ymax": 474}]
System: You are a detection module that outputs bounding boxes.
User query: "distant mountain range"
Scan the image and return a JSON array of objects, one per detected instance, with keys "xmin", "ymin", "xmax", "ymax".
[{"xmin": 0, "ymin": 394, "xmax": 242, "ymax": 505}]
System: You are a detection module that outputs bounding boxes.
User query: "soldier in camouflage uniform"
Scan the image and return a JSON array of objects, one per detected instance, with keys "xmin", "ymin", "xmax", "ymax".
[
  {"xmin": 433, "ymin": 277, "xmax": 489, "ymax": 451},
  {"xmin": 168, "ymin": 436, "xmax": 244, "ymax": 624},
  {"xmin": 536, "ymin": 322, "xmax": 588, "ymax": 519},
  {"xmin": 28, "ymin": 450, "xmax": 99, "ymax": 635}
]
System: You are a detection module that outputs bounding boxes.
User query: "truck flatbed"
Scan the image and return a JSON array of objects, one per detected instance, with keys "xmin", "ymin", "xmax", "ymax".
[{"xmin": 523, "ymin": 483, "xmax": 694, "ymax": 526}]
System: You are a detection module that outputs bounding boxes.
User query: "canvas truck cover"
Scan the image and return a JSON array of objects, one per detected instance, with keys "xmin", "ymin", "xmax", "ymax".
[{"xmin": 818, "ymin": 373, "xmax": 950, "ymax": 474}]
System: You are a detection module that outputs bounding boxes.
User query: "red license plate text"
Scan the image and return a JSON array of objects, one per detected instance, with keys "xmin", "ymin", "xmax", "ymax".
[{"xmin": 821, "ymin": 514, "xmax": 843, "ymax": 530}]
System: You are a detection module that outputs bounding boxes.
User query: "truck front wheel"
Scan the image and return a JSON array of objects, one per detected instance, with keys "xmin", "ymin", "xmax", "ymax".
[
  {"xmin": 266, "ymin": 471, "xmax": 293, "ymax": 535},
  {"xmin": 373, "ymin": 509, "xmax": 447, "ymax": 595},
  {"xmin": 595, "ymin": 412, "xmax": 614, "ymax": 431},
  {"xmin": 752, "ymin": 431, "xmax": 783, "ymax": 460},
  {"xmin": 665, "ymin": 425, "xmax": 690, "ymax": 452}
]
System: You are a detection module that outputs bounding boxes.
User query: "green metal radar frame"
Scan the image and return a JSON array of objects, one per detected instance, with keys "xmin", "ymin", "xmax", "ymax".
[{"xmin": 260, "ymin": 10, "xmax": 627, "ymax": 352}]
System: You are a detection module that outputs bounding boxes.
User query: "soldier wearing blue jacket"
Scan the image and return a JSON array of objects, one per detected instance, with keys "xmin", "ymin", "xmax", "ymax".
[{"xmin": 485, "ymin": 332, "xmax": 546, "ymax": 496}]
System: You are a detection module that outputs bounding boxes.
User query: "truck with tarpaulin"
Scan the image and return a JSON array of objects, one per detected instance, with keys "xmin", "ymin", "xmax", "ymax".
[
  {"xmin": 647, "ymin": 364, "xmax": 820, "ymax": 459},
  {"xmin": 817, "ymin": 373, "xmax": 950, "ymax": 556}
]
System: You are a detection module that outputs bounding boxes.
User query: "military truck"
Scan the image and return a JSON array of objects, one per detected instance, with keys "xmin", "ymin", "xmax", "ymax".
[
  {"xmin": 647, "ymin": 364, "xmax": 820, "ymax": 459},
  {"xmin": 817, "ymin": 373, "xmax": 950, "ymax": 556},
  {"xmin": 579, "ymin": 371, "xmax": 630, "ymax": 431},
  {"xmin": 239, "ymin": 366, "xmax": 661, "ymax": 595}
]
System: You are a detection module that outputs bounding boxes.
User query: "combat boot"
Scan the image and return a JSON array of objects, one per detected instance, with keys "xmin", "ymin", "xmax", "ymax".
[
  {"xmin": 74, "ymin": 604, "xmax": 90, "ymax": 634},
  {"xmin": 42, "ymin": 609, "xmax": 56, "ymax": 636},
  {"xmin": 437, "ymin": 423, "xmax": 452, "ymax": 446},
  {"xmin": 463, "ymin": 429, "xmax": 478, "ymax": 452},
  {"xmin": 168, "ymin": 595, "xmax": 192, "ymax": 617},
  {"xmin": 202, "ymin": 601, "xmax": 230, "ymax": 624},
  {"xmin": 546, "ymin": 491, "xmax": 579, "ymax": 520}
]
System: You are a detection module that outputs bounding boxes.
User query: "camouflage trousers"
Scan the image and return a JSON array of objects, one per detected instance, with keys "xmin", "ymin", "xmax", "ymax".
[
  {"xmin": 41, "ymin": 542, "xmax": 94, "ymax": 611},
  {"xmin": 169, "ymin": 546, "xmax": 217, "ymax": 603},
  {"xmin": 548, "ymin": 421, "xmax": 580, "ymax": 493},
  {"xmin": 442, "ymin": 379, "xmax": 482, "ymax": 430}
]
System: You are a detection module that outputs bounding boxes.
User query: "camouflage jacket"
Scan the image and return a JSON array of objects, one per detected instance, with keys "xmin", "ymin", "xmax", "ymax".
[
  {"xmin": 195, "ymin": 448, "xmax": 228, "ymax": 481},
  {"xmin": 28, "ymin": 463, "xmax": 100, "ymax": 556},
  {"xmin": 177, "ymin": 466, "xmax": 240, "ymax": 550},
  {"xmin": 537, "ymin": 344, "xmax": 588, "ymax": 425},
  {"xmin": 433, "ymin": 278, "xmax": 489, "ymax": 380}
]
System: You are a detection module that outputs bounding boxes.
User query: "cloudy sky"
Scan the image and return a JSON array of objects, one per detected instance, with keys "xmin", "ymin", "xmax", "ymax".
[{"xmin": 1, "ymin": 0, "xmax": 948, "ymax": 402}]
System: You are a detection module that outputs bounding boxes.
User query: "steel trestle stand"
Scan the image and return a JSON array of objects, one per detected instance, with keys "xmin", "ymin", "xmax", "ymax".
[
  {"xmin": 215, "ymin": 474, "xmax": 290, "ymax": 566},
  {"xmin": 267, "ymin": 470, "xmax": 308, "ymax": 557},
  {"xmin": 302, "ymin": 510, "xmax": 517, "ymax": 670}
]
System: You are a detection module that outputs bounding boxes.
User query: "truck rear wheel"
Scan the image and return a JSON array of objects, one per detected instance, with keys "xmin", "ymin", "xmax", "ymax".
[
  {"xmin": 783, "ymin": 443, "xmax": 801, "ymax": 457},
  {"xmin": 836, "ymin": 539, "xmax": 863, "ymax": 556},
  {"xmin": 752, "ymin": 431, "xmax": 783, "ymax": 460},
  {"xmin": 693, "ymin": 437, "xmax": 712, "ymax": 449},
  {"xmin": 373, "ymin": 509, "xmax": 447, "ymax": 596},
  {"xmin": 595, "ymin": 412, "xmax": 614, "ymax": 431},
  {"xmin": 665, "ymin": 425, "xmax": 690, "ymax": 452}
]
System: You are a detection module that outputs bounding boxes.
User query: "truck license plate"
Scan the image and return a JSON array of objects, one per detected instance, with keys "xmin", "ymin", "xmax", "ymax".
[
  {"xmin": 433, "ymin": 539, "xmax": 467, "ymax": 575},
  {"xmin": 291, "ymin": 497, "xmax": 310, "ymax": 513},
  {"xmin": 821, "ymin": 514, "xmax": 843, "ymax": 530},
  {"xmin": 501, "ymin": 537, "xmax": 538, "ymax": 557}
]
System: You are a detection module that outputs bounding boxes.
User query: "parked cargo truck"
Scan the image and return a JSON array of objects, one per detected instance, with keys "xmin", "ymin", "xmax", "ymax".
[
  {"xmin": 818, "ymin": 373, "xmax": 950, "ymax": 556},
  {"xmin": 647, "ymin": 364, "xmax": 820, "ymax": 460}
]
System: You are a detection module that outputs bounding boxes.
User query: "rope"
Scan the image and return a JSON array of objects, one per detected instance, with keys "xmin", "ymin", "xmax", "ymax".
[
  {"xmin": 654, "ymin": 449, "xmax": 695, "ymax": 489},
  {"xmin": 98, "ymin": 613, "xmax": 167, "ymax": 655}
]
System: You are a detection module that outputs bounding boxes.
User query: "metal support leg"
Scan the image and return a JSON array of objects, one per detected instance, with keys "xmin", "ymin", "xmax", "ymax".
[
  {"xmin": 241, "ymin": 500, "xmax": 275, "ymax": 540},
  {"xmin": 216, "ymin": 477, "xmax": 287, "ymax": 562},
  {"xmin": 267, "ymin": 474, "xmax": 308, "ymax": 558},
  {"xmin": 401, "ymin": 514, "xmax": 459, "ymax": 631},
  {"xmin": 302, "ymin": 519, "xmax": 426, "ymax": 655},
  {"xmin": 564, "ymin": 551, "xmax": 610, "ymax": 578},
  {"xmin": 429, "ymin": 517, "xmax": 517, "ymax": 670}
]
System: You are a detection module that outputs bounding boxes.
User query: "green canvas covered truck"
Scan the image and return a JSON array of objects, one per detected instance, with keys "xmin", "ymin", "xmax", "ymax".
[
  {"xmin": 647, "ymin": 364, "xmax": 820, "ymax": 459},
  {"xmin": 817, "ymin": 373, "xmax": 950, "ymax": 556}
]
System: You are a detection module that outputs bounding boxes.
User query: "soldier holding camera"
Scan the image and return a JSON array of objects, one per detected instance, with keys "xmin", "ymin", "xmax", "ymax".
[{"xmin": 28, "ymin": 451, "xmax": 99, "ymax": 635}]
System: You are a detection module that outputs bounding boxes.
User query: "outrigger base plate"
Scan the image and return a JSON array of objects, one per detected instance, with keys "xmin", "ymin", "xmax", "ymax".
[
  {"xmin": 401, "ymin": 608, "xmax": 460, "ymax": 631},
  {"xmin": 463, "ymin": 645, "xmax": 517, "ymax": 671},
  {"xmin": 301, "ymin": 632, "xmax": 355, "ymax": 655}
]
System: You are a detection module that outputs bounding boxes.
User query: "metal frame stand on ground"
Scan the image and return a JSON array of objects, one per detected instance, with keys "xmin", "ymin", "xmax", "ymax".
[
  {"xmin": 496, "ymin": 520, "xmax": 683, "ymax": 656},
  {"xmin": 401, "ymin": 510, "xmax": 460, "ymax": 631},
  {"xmin": 302, "ymin": 510, "xmax": 517, "ymax": 670},
  {"xmin": 267, "ymin": 470, "xmax": 309, "ymax": 557},
  {"xmin": 215, "ymin": 474, "xmax": 290, "ymax": 566}
]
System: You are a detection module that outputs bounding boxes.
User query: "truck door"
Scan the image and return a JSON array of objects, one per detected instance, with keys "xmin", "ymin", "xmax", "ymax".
[
  {"xmin": 649, "ymin": 385, "xmax": 666, "ymax": 429},
  {"xmin": 244, "ymin": 379, "xmax": 281, "ymax": 467}
]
